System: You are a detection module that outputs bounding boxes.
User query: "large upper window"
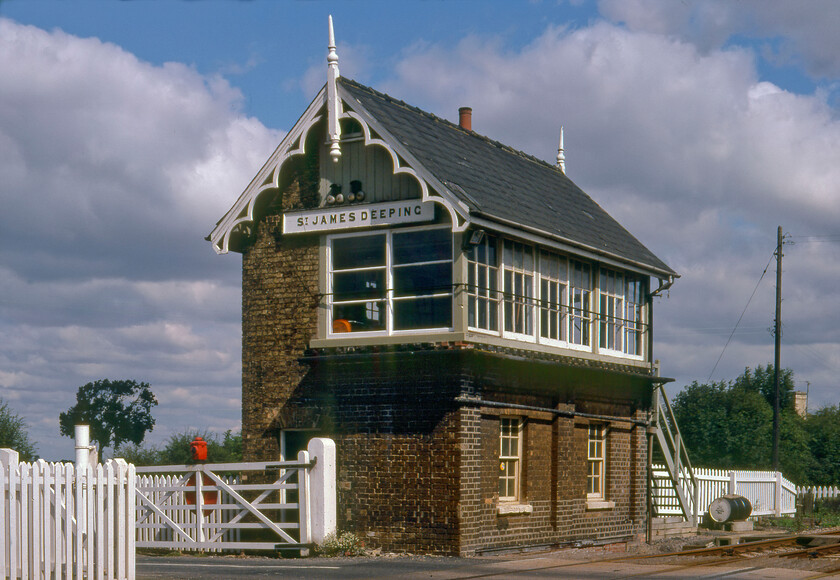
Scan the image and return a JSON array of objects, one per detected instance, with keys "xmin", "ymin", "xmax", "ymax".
[
  {"xmin": 599, "ymin": 269, "xmax": 645, "ymax": 355},
  {"xmin": 466, "ymin": 237, "xmax": 646, "ymax": 358},
  {"xmin": 569, "ymin": 260, "xmax": 592, "ymax": 347},
  {"xmin": 466, "ymin": 235, "xmax": 499, "ymax": 332},
  {"xmin": 329, "ymin": 227, "xmax": 452, "ymax": 334},
  {"xmin": 502, "ymin": 240, "xmax": 534, "ymax": 337},
  {"xmin": 624, "ymin": 278, "xmax": 644, "ymax": 356},
  {"xmin": 599, "ymin": 269, "xmax": 623, "ymax": 352},
  {"xmin": 539, "ymin": 250, "xmax": 567, "ymax": 343}
]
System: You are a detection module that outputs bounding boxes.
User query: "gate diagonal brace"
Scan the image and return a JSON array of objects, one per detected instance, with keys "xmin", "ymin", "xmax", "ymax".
[{"xmin": 204, "ymin": 470, "xmax": 298, "ymax": 544}]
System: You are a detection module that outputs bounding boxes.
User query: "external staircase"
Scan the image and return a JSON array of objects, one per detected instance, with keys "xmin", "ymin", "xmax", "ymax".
[{"xmin": 649, "ymin": 381, "xmax": 700, "ymax": 538}]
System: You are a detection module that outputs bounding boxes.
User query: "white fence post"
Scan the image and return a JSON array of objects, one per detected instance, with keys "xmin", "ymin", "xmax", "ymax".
[
  {"xmin": 775, "ymin": 471, "xmax": 783, "ymax": 517},
  {"xmin": 729, "ymin": 471, "xmax": 737, "ymax": 495},
  {"xmin": 0, "ymin": 448, "xmax": 17, "ymax": 470},
  {"xmin": 307, "ymin": 438, "xmax": 337, "ymax": 545},
  {"xmin": 297, "ymin": 450, "xmax": 311, "ymax": 546}
]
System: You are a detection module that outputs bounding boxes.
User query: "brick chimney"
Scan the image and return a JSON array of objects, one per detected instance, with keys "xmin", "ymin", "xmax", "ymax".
[{"xmin": 459, "ymin": 107, "xmax": 472, "ymax": 131}]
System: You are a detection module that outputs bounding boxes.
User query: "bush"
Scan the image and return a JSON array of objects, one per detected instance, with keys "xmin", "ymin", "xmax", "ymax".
[
  {"xmin": 0, "ymin": 398, "xmax": 37, "ymax": 461},
  {"xmin": 314, "ymin": 532, "xmax": 364, "ymax": 557},
  {"xmin": 117, "ymin": 429, "xmax": 242, "ymax": 466}
]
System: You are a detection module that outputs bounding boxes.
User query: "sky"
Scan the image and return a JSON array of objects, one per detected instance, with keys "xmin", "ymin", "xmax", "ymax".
[{"xmin": 1, "ymin": 0, "xmax": 839, "ymax": 462}]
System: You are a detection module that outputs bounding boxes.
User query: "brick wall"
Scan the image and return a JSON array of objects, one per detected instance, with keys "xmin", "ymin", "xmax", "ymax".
[
  {"xmin": 458, "ymin": 389, "xmax": 649, "ymax": 555},
  {"xmin": 299, "ymin": 351, "xmax": 465, "ymax": 555},
  {"xmin": 241, "ymin": 181, "xmax": 319, "ymax": 462}
]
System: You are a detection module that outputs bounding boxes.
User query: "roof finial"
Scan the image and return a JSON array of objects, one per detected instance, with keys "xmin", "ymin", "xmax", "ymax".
[
  {"xmin": 327, "ymin": 15, "xmax": 339, "ymax": 74},
  {"xmin": 327, "ymin": 15, "xmax": 342, "ymax": 163},
  {"xmin": 556, "ymin": 126, "xmax": 565, "ymax": 174}
]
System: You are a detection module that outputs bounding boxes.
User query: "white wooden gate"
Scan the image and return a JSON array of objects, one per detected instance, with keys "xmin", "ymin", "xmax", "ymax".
[
  {"xmin": 0, "ymin": 450, "xmax": 135, "ymax": 580},
  {"xmin": 134, "ymin": 437, "xmax": 336, "ymax": 551}
]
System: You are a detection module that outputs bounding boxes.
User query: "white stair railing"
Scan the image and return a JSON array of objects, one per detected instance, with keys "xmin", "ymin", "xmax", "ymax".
[{"xmin": 651, "ymin": 384, "xmax": 699, "ymax": 525}]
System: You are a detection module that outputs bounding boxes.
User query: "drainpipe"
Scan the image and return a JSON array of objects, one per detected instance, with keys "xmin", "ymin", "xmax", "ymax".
[{"xmin": 649, "ymin": 275, "xmax": 674, "ymax": 298}]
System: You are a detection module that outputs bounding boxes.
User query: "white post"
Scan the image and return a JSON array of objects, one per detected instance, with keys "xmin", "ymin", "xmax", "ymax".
[
  {"xmin": 0, "ymin": 448, "xmax": 19, "ymax": 469},
  {"xmin": 75, "ymin": 425, "xmax": 91, "ymax": 469},
  {"xmin": 297, "ymin": 450, "xmax": 311, "ymax": 546},
  {"xmin": 775, "ymin": 471, "xmax": 783, "ymax": 517},
  {"xmin": 728, "ymin": 471, "xmax": 736, "ymax": 495},
  {"xmin": 75, "ymin": 424, "xmax": 91, "ymax": 576},
  {"xmin": 307, "ymin": 438, "xmax": 336, "ymax": 545}
]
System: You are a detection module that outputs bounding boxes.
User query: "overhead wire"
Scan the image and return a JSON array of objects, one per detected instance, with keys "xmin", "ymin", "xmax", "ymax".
[{"xmin": 707, "ymin": 248, "xmax": 777, "ymax": 381}]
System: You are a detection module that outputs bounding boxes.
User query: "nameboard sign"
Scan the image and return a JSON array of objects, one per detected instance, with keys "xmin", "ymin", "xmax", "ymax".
[{"xmin": 283, "ymin": 200, "xmax": 434, "ymax": 234}]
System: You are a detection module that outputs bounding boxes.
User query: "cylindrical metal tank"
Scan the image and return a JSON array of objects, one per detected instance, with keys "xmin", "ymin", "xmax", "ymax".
[{"xmin": 708, "ymin": 494, "xmax": 752, "ymax": 523}]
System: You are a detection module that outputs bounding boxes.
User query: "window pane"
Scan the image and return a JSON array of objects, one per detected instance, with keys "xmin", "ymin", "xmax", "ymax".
[
  {"xmin": 524, "ymin": 245, "xmax": 533, "ymax": 270},
  {"xmin": 393, "ymin": 296, "xmax": 452, "ymax": 330},
  {"xmin": 333, "ymin": 270, "xmax": 385, "ymax": 300},
  {"xmin": 332, "ymin": 234, "xmax": 385, "ymax": 269},
  {"xmin": 333, "ymin": 302, "xmax": 386, "ymax": 332},
  {"xmin": 393, "ymin": 229, "xmax": 451, "ymax": 264},
  {"xmin": 392, "ymin": 263, "xmax": 452, "ymax": 297}
]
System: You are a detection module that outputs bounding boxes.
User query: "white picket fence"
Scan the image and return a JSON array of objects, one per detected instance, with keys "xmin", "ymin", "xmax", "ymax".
[
  {"xmin": 798, "ymin": 486, "xmax": 840, "ymax": 500},
  {"xmin": 652, "ymin": 465, "xmax": 797, "ymax": 519},
  {"xmin": 0, "ymin": 450, "xmax": 135, "ymax": 580}
]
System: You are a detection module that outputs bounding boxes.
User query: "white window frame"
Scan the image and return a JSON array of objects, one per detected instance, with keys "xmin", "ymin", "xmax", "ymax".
[
  {"xmin": 599, "ymin": 268, "xmax": 624, "ymax": 353},
  {"xmin": 568, "ymin": 260, "xmax": 593, "ymax": 350},
  {"xmin": 598, "ymin": 268, "xmax": 645, "ymax": 360},
  {"xmin": 501, "ymin": 240, "xmax": 536, "ymax": 342},
  {"xmin": 327, "ymin": 226, "xmax": 453, "ymax": 337},
  {"xmin": 466, "ymin": 234, "xmax": 500, "ymax": 334},
  {"xmin": 586, "ymin": 424, "xmax": 606, "ymax": 500},
  {"xmin": 499, "ymin": 416, "xmax": 523, "ymax": 502},
  {"xmin": 537, "ymin": 249, "xmax": 568, "ymax": 347},
  {"xmin": 623, "ymin": 277, "xmax": 645, "ymax": 357}
]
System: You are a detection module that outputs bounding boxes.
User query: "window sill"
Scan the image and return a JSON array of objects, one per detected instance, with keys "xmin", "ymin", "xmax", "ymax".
[
  {"xmin": 497, "ymin": 502, "xmax": 533, "ymax": 516},
  {"xmin": 585, "ymin": 499, "xmax": 615, "ymax": 511}
]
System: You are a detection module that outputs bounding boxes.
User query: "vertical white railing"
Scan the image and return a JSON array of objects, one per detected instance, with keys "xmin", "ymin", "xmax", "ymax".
[
  {"xmin": 0, "ymin": 446, "xmax": 136, "ymax": 580},
  {"xmin": 652, "ymin": 464, "xmax": 797, "ymax": 518}
]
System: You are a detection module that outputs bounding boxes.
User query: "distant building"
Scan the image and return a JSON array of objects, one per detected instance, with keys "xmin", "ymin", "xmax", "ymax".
[
  {"xmin": 209, "ymin": 20, "xmax": 678, "ymax": 555},
  {"xmin": 793, "ymin": 390, "xmax": 808, "ymax": 417}
]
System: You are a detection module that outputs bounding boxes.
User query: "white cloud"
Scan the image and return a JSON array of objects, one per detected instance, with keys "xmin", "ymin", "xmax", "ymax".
[
  {"xmin": 599, "ymin": 0, "xmax": 840, "ymax": 78},
  {"xmin": 0, "ymin": 18, "xmax": 277, "ymax": 459}
]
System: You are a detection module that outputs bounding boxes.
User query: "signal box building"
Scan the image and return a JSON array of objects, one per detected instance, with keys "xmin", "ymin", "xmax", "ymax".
[{"xmin": 209, "ymin": 24, "xmax": 678, "ymax": 556}]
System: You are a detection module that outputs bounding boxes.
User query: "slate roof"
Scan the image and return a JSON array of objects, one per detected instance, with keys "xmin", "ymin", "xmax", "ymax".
[{"xmin": 339, "ymin": 78, "xmax": 676, "ymax": 278}]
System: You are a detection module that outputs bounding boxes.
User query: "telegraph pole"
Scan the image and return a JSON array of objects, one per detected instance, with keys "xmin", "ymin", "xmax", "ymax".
[{"xmin": 772, "ymin": 226, "xmax": 783, "ymax": 470}]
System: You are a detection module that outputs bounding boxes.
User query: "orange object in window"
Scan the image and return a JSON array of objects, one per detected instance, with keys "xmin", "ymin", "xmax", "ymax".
[{"xmin": 332, "ymin": 319, "xmax": 352, "ymax": 333}]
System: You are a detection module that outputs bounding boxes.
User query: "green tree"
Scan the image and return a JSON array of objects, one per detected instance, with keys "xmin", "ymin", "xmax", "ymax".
[
  {"xmin": 0, "ymin": 398, "xmax": 37, "ymax": 461},
  {"xmin": 59, "ymin": 379, "xmax": 157, "ymax": 454},
  {"xmin": 805, "ymin": 405, "xmax": 840, "ymax": 485},
  {"xmin": 671, "ymin": 380, "xmax": 772, "ymax": 469},
  {"xmin": 671, "ymin": 365, "xmax": 813, "ymax": 480},
  {"xmin": 733, "ymin": 364, "xmax": 796, "ymax": 411}
]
